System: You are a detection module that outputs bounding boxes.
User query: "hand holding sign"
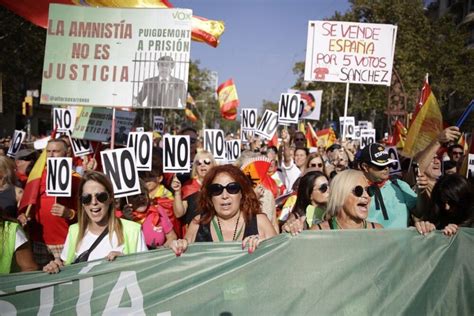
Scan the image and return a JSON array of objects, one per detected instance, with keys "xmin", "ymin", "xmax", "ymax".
[{"xmin": 51, "ymin": 204, "xmax": 72, "ymax": 219}]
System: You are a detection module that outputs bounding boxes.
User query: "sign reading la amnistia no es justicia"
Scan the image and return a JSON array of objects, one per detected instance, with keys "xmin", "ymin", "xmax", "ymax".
[{"xmin": 304, "ymin": 21, "xmax": 397, "ymax": 86}]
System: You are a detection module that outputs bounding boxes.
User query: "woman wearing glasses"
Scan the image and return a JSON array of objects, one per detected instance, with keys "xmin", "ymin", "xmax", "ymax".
[
  {"xmin": 171, "ymin": 165, "xmax": 277, "ymax": 256},
  {"xmin": 43, "ymin": 171, "xmax": 147, "ymax": 273},
  {"xmin": 312, "ymin": 169, "xmax": 382, "ymax": 230},
  {"xmin": 305, "ymin": 153, "xmax": 326, "ymax": 175},
  {"xmin": 282, "ymin": 171, "xmax": 330, "ymax": 235},
  {"xmin": 172, "ymin": 151, "xmax": 216, "ymax": 230}
]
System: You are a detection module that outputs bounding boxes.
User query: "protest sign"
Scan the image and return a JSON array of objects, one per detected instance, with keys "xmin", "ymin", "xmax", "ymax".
[
  {"xmin": 153, "ymin": 116, "xmax": 165, "ymax": 134},
  {"xmin": 127, "ymin": 132, "xmax": 153, "ymax": 171},
  {"xmin": 72, "ymin": 107, "xmax": 136, "ymax": 144},
  {"xmin": 204, "ymin": 129, "xmax": 225, "ymax": 161},
  {"xmin": 304, "ymin": 21, "xmax": 397, "ymax": 86},
  {"xmin": 287, "ymin": 89, "xmax": 323, "ymax": 121},
  {"xmin": 354, "ymin": 126, "xmax": 361, "ymax": 140},
  {"xmin": 163, "ymin": 135, "xmax": 190, "ymax": 173},
  {"xmin": 46, "ymin": 157, "xmax": 72, "ymax": 197},
  {"xmin": 101, "ymin": 148, "xmax": 141, "ymax": 198},
  {"xmin": 41, "ymin": 4, "xmax": 192, "ymax": 109},
  {"xmin": 68, "ymin": 131, "xmax": 93, "ymax": 157},
  {"xmin": 7, "ymin": 130, "xmax": 26, "ymax": 158},
  {"xmin": 358, "ymin": 120, "xmax": 373, "ymax": 130},
  {"xmin": 241, "ymin": 109, "xmax": 258, "ymax": 131},
  {"xmin": 226, "ymin": 140, "xmax": 241, "ymax": 162},
  {"xmin": 360, "ymin": 128, "xmax": 376, "ymax": 149},
  {"xmin": 240, "ymin": 129, "xmax": 253, "ymax": 144},
  {"xmin": 135, "ymin": 127, "xmax": 144, "ymax": 132},
  {"xmin": 339, "ymin": 116, "xmax": 355, "ymax": 139},
  {"xmin": 53, "ymin": 107, "xmax": 77, "ymax": 133},
  {"xmin": 467, "ymin": 154, "xmax": 474, "ymax": 178},
  {"xmin": 278, "ymin": 93, "xmax": 300, "ymax": 125},
  {"xmin": 255, "ymin": 110, "xmax": 278, "ymax": 140},
  {"xmin": 386, "ymin": 146, "xmax": 402, "ymax": 175}
]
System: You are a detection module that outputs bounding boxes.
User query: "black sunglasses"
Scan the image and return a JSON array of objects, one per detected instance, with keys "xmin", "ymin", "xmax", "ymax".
[
  {"xmin": 294, "ymin": 138, "xmax": 305, "ymax": 141},
  {"xmin": 310, "ymin": 163, "xmax": 323, "ymax": 168},
  {"xmin": 208, "ymin": 182, "xmax": 242, "ymax": 196},
  {"xmin": 317, "ymin": 183, "xmax": 329, "ymax": 193},
  {"xmin": 352, "ymin": 185, "xmax": 373, "ymax": 198},
  {"xmin": 370, "ymin": 163, "xmax": 388, "ymax": 171},
  {"xmin": 81, "ymin": 192, "xmax": 109, "ymax": 205},
  {"xmin": 197, "ymin": 158, "xmax": 211, "ymax": 166}
]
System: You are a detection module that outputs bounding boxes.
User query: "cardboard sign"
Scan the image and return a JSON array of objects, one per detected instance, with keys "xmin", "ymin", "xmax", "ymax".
[
  {"xmin": 101, "ymin": 148, "xmax": 141, "ymax": 198},
  {"xmin": 278, "ymin": 93, "xmax": 300, "ymax": 125},
  {"xmin": 240, "ymin": 129, "xmax": 254, "ymax": 144},
  {"xmin": 153, "ymin": 116, "xmax": 165, "ymax": 134},
  {"xmin": 135, "ymin": 127, "xmax": 144, "ymax": 132},
  {"xmin": 354, "ymin": 126, "xmax": 361, "ymax": 140},
  {"xmin": 255, "ymin": 110, "xmax": 278, "ymax": 140},
  {"xmin": 288, "ymin": 89, "xmax": 323, "ymax": 121},
  {"xmin": 204, "ymin": 129, "xmax": 225, "ymax": 161},
  {"xmin": 386, "ymin": 146, "xmax": 401, "ymax": 175},
  {"xmin": 226, "ymin": 140, "xmax": 241, "ymax": 162},
  {"xmin": 68, "ymin": 131, "xmax": 93, "ymax": 157},
  {"xmin": 127, "ymin": 132, "xmax": 153, "ymax": 171},
  {"xmin": 163, "ymin": 135, "xmax": 190, "ymax": 173},
  {"xmin": 467, "ymin": 153, "xmax": 474, "ymax": 178},
  {"xmin": 241, "ymin": 109, "xmax": 258, "ymax": 131},
  {"xmin": 339, "ymin": 117, "xmax": 355, "ymax": 139},
  {"xmin": 53, "ymin": 108, "xmax": 77, "ymax": 133},
  {"xmin": 7, "ymin": 130, "xmax": 26, "ymax": 158},
  {"xmin": 358, "ymin": 120, "xmax": 372, "ymax": 130},
  {"xmin": 304, "ymin": 21, "xmax": 397, "ymax": 86},
  {"xmin": 360, "ymin": 128, "xmax": 376, "ymax": 149},
  {"xmin": 46, "ymin": 157, "xmax": 72, "ymax": 197}
]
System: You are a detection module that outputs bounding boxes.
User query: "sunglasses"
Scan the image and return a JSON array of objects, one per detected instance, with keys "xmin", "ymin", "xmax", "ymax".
[
  {"xmin": 81, "ymin": 192, "xmax": 109, "ymax": 205},
  {"xmin": 316, "ymin": 183, "xmax": 329, "ymax": 193},
  {"xmin": 370, "ymin": 164, "xmax": 388, "ymax": 171},
  {"xmin": 197, "ymin": 158, "xmax": 211, "ymax": 166},
  {"xmin": 352, "ymin": 185, "xmax": 373, "ymax": 198},
  {"xmin": 310, "ymin": 163, "xmax": 323, "ymax": 168},
  {"xmin": 452, "ymin": 151, "xmax": 463, "ymax": 155},
  {"xmin": 208, "ymin": 182, "xmax": 242, "ymax": 196},
  {"xmin": 295, "ymin": 138, "xmax": 305, "ymax": 141}
]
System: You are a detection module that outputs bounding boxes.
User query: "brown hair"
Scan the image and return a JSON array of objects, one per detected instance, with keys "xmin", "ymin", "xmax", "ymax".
[
  {"xmin": 77, "ymin": 171, "xmax": 124, "ymax": 250},
  {"xmin": 198, "ymin": 165, "xmax": 261, "ymax": 225}
]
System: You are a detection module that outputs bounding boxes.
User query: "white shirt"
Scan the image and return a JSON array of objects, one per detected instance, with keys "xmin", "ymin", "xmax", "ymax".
[
  {"xmin": 61, "ymin": 229, "xmax": 147, "ymax": 262},
  {"xmin": 15, "ymin": 226, "xmax": 28, "ymax": 251},
  {"xmin": 281, "ymin": 159, "xmax": 302, "ymax": 192}
]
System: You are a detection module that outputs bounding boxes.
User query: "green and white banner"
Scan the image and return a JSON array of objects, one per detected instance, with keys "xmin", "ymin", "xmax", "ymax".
[{"xmin": 1, "ymin": 229, "xmax": 473, "ymax": 315}]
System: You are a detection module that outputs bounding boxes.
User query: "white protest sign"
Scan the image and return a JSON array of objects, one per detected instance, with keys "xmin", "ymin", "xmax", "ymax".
[
  {"xmin": 68, "ymin": 131, "xmax": 93, "ymax": 157},
  {"xmin": 46, "ymin": 157, "xmax": 72, "ymax": 197},
  {"xmin": 41, "ymin": 5, "xmax": 192, "ymax": 108},
  {"xmin": 354, "ymin": 126, "xmax": 361, "ymax": 140},
  {"xmin": 304, "ymin": 21, "xmax": 397, "ymax": 86},
  {"xmin": 287, "ymin": 89, "xmax": 323, "ymax": 121},
  {"xmin": 226, "ymin": 140, "xmax": 241, "ymax": 162},
  {"xmin": 241, "ymin": 109, "xmax": 258, "ymax": 131},
  {"xmin": 153, "ymin": 116, "xmax": 165, "ymax": 134},
  {"xmin": 101, "ymin": 148, "xmax": 141, "ymax": 198},
  {"xmin": 278, "ymin": 93, "xmax": 301, "ymax": 125},
  {"xmin": 7, "ymin": 130, "xmax": 26, "ymax": 158},
  {"xmin": 467, "ymin": 154, "xmax": 474, "ymax": 178},
  {"xmin": 339, "ymin": 116, "xmax": 355, "ymax": 139},
  {"xmin": 163, "ymin": 135, "xmax": 190, "ymax": 173},
  {"xmin": 358, "ymin": 120, "xmax": 372, "ymax": 130},
  {"xmin": 204, "ymin": 129, "xmax": 225, "ymax": 161},
  {"xmin": 360, "ymin": 128, "xmax": 376, "ymax": 149},
  {"xmin": 135, "ymin": 127, "xmax": 145, "ymax": 132},
  {"xmin": 386, "ymin": 146, "xmax": 401, "ymax": 175},
  {"xmin": 53, "ymin": 107, "xmax": 76, "ymax": 133},
  {"xmin": 127, "ymin": 132, "xmax": 153, "ymax": 171},
  {"xmin": 240, "ymin": 129, "xmax": 254, "ymax": 144},
  {"xmin": 255, "ymin": 110, "xmax": 278, "ymax": 140}
]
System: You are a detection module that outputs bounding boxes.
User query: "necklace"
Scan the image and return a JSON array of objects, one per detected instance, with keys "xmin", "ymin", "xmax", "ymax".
[
  {"xmin": 334, "ymin": 217, "xmax": 366, "ymax": 229},
  {"xmin": 214, "ymin": 213, "xmax": 241, "ymax": 241}
]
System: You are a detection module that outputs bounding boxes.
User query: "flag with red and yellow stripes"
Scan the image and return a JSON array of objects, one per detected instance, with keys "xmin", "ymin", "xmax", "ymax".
[
  {"xmin": 185, "ymin": 93, "xmax": 198, "ymax": 122},
  {"xmin": 217, "ymin": 79, "xmax": 239, "ymax": 121},
  {"xmin": 306, "ymin": 123, "xmax": 318, "ymax": 148}
]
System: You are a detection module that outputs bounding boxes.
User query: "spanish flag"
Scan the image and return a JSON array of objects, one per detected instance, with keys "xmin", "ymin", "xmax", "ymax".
[
  {"xmin": 402, "ymin": 75, "xmax": 443, "ymax": 158},
  {"xmin": 217, "ymin": 79, "xmax": 239, "ymax": 121},
  {"xmin": 391, "ymin": 119, "xmax": 407, "ymax": 149},
  {"xmin": 3, "ymin": 0, "xmax": 225, "ymax": 48},
  {"xmin": 185, "ymin": 93, "xmax": 198, "ymax": 122},
  {"xmin": 316, "ymin": 127, "xmax": 337, "ymax": 149},
  {"xmin": 306, "ymin": 123, "xmax": 318, "ymax": 148}
]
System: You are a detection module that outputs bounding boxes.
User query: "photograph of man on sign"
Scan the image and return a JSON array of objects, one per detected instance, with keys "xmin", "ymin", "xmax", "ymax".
[{"xmin": 134, "ymin": 56, "xmax": 186, "ymax": 109}]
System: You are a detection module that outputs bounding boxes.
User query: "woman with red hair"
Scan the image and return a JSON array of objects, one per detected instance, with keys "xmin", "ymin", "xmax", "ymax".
[{"xmin": 171, "ymin": 165, "xmax": 277, "ymax": 256}]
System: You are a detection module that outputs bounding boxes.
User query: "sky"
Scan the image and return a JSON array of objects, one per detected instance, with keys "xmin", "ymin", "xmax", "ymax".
[{"xmin": 174, "ymin": 0, "xmax": 350, "ymax": 109}]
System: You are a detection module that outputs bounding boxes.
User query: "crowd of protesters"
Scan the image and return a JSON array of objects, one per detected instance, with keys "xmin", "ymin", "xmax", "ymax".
[{"xmin": 0, "ymin": 124, "xmax": 473, "ymax": 275}]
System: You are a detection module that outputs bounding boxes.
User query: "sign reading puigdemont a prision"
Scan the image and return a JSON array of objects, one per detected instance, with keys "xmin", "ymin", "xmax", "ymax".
[
  {"xmin": 41, "ymin": 4, "xmax": 192, "ymax": 108},
  {"xmin": 304, "ymin": 21, "xmax": 397, "ymax": 86}
]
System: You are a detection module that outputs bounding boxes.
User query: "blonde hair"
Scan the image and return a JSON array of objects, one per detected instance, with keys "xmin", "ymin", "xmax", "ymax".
[
  {"xmin": 0, "ymin": 156, "xmax": 16, "ymax": 185},
  {"xmin": 325, "ymin": 169, "xmax": 365, "ymax": 218},
  {"xmin": 191, "ymin": 150, "xmax": 216, "ymax": 179}
]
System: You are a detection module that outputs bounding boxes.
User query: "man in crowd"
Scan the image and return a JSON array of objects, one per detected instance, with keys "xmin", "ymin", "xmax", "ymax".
[
  {"xmin": 447, "ymin": 143, "xmax": 464, "ymax": 163},
  {"xmin": 281, "ymin": 129, "xmax": 308, "ymax": 190},
  {"xmin": 17, "ymin": 139, "xmax": 81, "ymax": 267}
]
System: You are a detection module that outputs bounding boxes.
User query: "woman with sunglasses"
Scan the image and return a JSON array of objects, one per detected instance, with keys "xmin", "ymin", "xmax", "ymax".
[
  {"xmin": 282, "ymin": 171, "xmax": 330, "ymax": 235},
  {"xmin": 305, "ymin": 153, "xmax": 327, "ymax": 175},
  {"xmin": 172, "ymin": 151, "xmax": 216, "ymax": 230},
  {"xmin": 312, "ymin": 170, "xmax": 382, "ymax": 230},
  {"xmin": 43, "ymin": 171, "xmax": 147, "ymax": 273},
  {"xmin": 171, "ymin": 165, "xmax": 277, "ymax": 256}
]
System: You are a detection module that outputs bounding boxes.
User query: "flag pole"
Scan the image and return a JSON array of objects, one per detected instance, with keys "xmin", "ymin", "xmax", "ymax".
[
  {"xmin": 111, "ymin": 108, "xmax": 116, "ymax": 150},
  {"xmin": 342, "ymin": 82, "xmax": 350, "ymax": 141}
]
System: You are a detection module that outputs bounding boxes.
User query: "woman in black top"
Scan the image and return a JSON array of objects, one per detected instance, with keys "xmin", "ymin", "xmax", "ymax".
[{"xmin": 171, "ymin": 165, "xmax": 277, "ymax": 256}]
